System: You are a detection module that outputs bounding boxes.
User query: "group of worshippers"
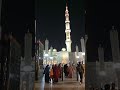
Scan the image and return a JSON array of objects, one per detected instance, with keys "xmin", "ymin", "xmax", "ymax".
[
  {"xmin": 43, "ymin": 62, "xmax": 84, "ymax": 84},
  {"xmin": 64, "ymin": 62, "xmax": 84, "ymax": 84},
  {"xmin": 63, "ymin": 64, "xmax": 75, "ymax": 78},
  {"xmin": 43, "ymin": 63, "xmax": 62, "ymax": 83}
]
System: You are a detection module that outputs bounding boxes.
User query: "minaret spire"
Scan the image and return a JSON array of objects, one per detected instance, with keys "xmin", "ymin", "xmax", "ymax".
[
  {"xmin": 65, "ymin": 3, "xmax": 72, "ymax": 52},
  {"xmin": 66, "ymin": 3, "xmax": 68, "ymax": 11}
]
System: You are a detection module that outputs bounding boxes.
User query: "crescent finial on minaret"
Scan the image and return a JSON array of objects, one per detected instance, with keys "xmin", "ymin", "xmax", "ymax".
[{"xmin": 66, "ymin": 2, "xmax": 68, "ymax": 11}]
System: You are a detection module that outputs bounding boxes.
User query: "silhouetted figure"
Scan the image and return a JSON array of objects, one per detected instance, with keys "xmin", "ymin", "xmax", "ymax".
[
  {"xmin": 43, "ymin": 65, "xmax": 50, "ymax": 83},
  {"xmin": 111, "ymin": 83, "xmax": 116, "ymax": 90},
  {"xmin": 58, "ymin": 63, "xmax": 62, "ymax": 78},
  {"xmin": 64, "ymin": 64, "xmax": 68, "ymax": 77},
  {"xmin": 104, "ymin": 84, "xmax": 110, "ymax": 90},
  {"xmin": 76, "ymin": 62, "xmax": 84, "ymax": 83}
]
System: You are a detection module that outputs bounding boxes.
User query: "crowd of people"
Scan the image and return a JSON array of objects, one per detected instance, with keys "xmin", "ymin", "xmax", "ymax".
[
  {"xmin": 43, "ymin": 62, "xmax": 84, "ymax": 84},
  {"xmin": 43, "ymin": 62, "xmax": 118, "ymax": 90}
]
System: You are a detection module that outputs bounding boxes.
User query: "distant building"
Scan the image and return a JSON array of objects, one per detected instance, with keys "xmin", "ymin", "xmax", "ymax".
[{"xmin": 41, "ymin": 4, "xmax": 85, "ymax": 66}]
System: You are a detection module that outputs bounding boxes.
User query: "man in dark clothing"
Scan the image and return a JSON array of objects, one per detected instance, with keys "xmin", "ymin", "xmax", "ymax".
[
  {"xmin": 64, "ymin": 64, "xmax": 68, "ymax": 77},
  {"xmin": 76, "ymin": 62, "xmax": 84, "ymax": 83},
  {"xmin": 43, "ymin": 65, "xmax": 50, "ymax": 83},
  {"xmin": 104, "ymin": 84, "xmax": 110, "ymax": 90}
]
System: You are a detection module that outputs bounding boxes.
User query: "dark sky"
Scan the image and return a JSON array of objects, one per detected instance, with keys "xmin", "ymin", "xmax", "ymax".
[
  {"xmin": 2, "ymin": 0, "xmax": 35, "ymax": 56},
  {"xmin": 35, "ymin": 0, "xmax": 85, "ymax": 51},
  {"xmin": 1, "ymin": 0, "xmax": 120, "ymax": 60},
  {"xmin": 86, "ymin": 1, "xmax": 120, "ymax": 61},
  {"xmin": 2, "ymin": 0, "xmax": 84, "ymax": 55}
]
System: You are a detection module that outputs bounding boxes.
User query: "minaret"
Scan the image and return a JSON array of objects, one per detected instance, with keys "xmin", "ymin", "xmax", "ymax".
[
  {"xmin": 45, "ymin": 38, "xmax": 49, "ymax": 54},
  {"xmin": 65, "ymin": 4, "xmax": 72, "ymax": 52},
  {"xmin": 24, "ymin": 30, "xmax": 32, "ymax": 65},
  {"xmin": 80, "ymin": 37, "xmax": 85, "ymax": 53}
]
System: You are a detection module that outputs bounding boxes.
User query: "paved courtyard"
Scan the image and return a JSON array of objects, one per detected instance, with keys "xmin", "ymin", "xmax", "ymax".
[{"xmin": 34, "ymin": 73, "xmax": 85, "ymax": 90}]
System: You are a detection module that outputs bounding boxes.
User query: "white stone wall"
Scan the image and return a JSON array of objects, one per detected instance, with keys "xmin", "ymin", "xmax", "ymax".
[
  {"xmin": 20, "ymin": 61, "xmax": 35, "ymax": 90},
  {"xmin": 96, "ymin": 62, "xmax": 117, "ymax": 88},
  {"xmin": 85, "ymin": 62, "xmax": 98, "ymax": 89}
]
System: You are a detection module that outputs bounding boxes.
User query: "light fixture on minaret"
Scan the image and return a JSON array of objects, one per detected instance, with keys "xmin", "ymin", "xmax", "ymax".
[{"xmin": 65, "ymin": 4, "xmax": 72, "ymax": 52}]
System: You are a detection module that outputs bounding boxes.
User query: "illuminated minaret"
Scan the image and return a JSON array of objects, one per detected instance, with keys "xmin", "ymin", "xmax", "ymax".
[{"xmin": 65, "ymin": 4, "xmax": 72, "ymax": 52}]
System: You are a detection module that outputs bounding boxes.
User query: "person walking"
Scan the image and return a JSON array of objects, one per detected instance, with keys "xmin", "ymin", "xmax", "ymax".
[
  {"xmin": 68, "ymin": 64, "xmax": 74, "ymax": 78},
  {"xmin": 64, "ymin": 64, "xmax": 68, "ymax": 77},
  {"xmin": 43, "ymin": 65, "xmax": 50, "ymax": 83},
  {"xmin": 53, "ymin": 64, "xmax": 59, "ymax": 83},
  {"xmin": 76, "ymin": 62, "xmax": 84, "ymax": 84},
  {"xmin": 49, "ymin": 65, "xmax": 54, "ymax": 83},
  {"xmin": 58, "ymin": 63, "xmax": 62, "ymax": 78}
]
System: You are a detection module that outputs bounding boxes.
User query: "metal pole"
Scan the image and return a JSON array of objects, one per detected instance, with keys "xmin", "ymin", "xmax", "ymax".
[
  {"xmin": 76, "ymin": 67, "xmax": 78, "ymax": 81},
  {"xmin": 35, "ymin": 20, "xmax": 38, "ymax": 81},
  {"xmin": 62, "ymin": 66, "xmax": 63, "ymax": 81}
]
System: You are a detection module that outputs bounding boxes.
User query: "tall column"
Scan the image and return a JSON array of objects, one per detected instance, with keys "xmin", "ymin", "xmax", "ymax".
[
  {"xmin": 20, "ymin": 31, "xmax": 35, "ymax": 90},
  {"xmin": 50, "ymin": 46, "xmax": 53, "ymax": 57},
  {"xmin": 76, "ymin": 45, "xmax": 79, "ymax": 55},
  {"xmin": 0, "ymin": 1, "xmax": 2, "ymax": 89},
  {"xmin": 110, "ymin": 26, "xmax": 120, "ymax": 89},
  {"xmin": 65, "ymin": 4, "xmax": 72, "ymax": 52},
  {"xmin": 0, "ymin": 0, "xmax": 2, "ymax": 40},
  {"xmin": 110, "ymin": 26, "xmax": 120, "ymax": 62},
  {"xmin": 24, "ymin": 30, "xmax": 32, "ymax": 65},
  {"xmin": 45, "ymin": 39, "xmax": 49, "ymax": 54},
  {"xmin": 81, "ymin": 37, "xmax": 85, "ymax": 64},
  {"xmin": 50, "ymin": 46, "xmax": 53, "ymax": 65},
  {"xmin": 80, "ymin": 37, "xmax": 85, "ymax": 53},
  {"xmin": 85, "ymin": 35, "xmax": 88, "ymax": 63},
  {"xmin": 45, "ymin": 39, "xmax": 49, "ymax": 65},
  {"xmin": 75, "ymin": 45, "xmax": 79, "ymax": 64},
  {"xmin": 98, "ymin": 44, "xmax": 104, "ymax": 71}
]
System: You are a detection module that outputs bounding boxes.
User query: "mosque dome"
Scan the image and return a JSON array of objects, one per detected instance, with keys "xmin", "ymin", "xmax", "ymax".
[
  {"xmin": 53, "ymin": 49, "xmax": 57, "ymax": 52},
  {"xmin": 62, "ymin": 48, "xmax": 66, "ymax": 51}
]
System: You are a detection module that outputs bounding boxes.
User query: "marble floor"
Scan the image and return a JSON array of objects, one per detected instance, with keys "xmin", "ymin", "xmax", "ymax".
[{"xmin": 34, "ymin": 75, "xmax": 85, "ymax": 90}]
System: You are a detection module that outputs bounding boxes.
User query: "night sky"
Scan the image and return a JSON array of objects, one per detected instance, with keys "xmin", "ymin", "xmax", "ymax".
[
  {"xmin": 35, "ymin": 0, "xmax": 84, "ymax": 51},
  {"xmin": 2, "ymin": 0, "xmax": 84, "ymax": 56},
  {"xmin": 1, "ymin": 0, "xmax": 120, "ymax": 61},
  {"xmin": 86, "ymin": 1, "xmax": 120, "ymax": 61},
  {"xmin": 2, "ymin": 0, "xmax": 35, "ymax": 56}
]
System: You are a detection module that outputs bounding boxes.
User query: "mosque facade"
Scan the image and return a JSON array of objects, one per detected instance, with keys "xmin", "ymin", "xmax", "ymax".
[{"xmin": 42, "ymin": 5, "xmax": 85, "ymax": 66}]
